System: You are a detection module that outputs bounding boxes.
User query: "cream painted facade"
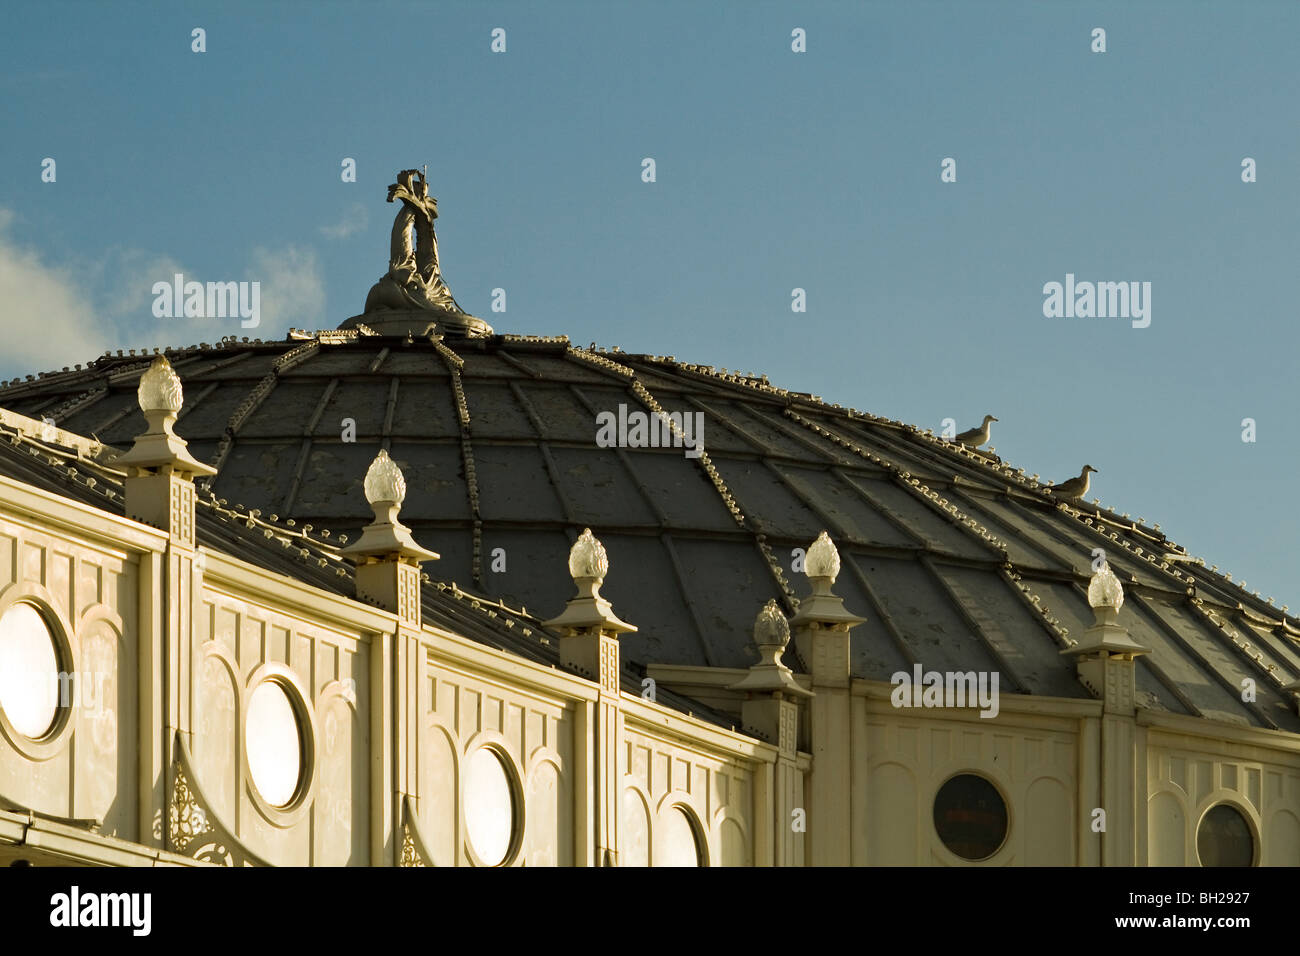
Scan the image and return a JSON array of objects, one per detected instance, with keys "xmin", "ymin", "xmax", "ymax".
[
  {"xmin": 0, "ymin": 380, "xmax": 794, "ymax": 866},
  {"xmin": 0, "ymin": 359, "xmax": 1297, "ymax": 867}
]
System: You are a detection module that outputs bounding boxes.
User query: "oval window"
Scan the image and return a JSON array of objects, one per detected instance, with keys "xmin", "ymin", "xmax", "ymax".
[
  {"xmin": 464, "ymin": 748, "xmax": 515, "ymax": 865},
  {"xmin": 657, "ymin": 806, "xmax": 702, "ymax": 867},
  {"xmin": 1197, "ymin": 804, "xmax": 1254, "ymax": 867},
  {"xmin": 933, "ymin": 773, "xmax": 1008, "ymax": 861},
  {"xmin": 246, "ymin": 680, "xmax": 303, "ymax": 808},
  {"xmin": 0, "ymin": 603, "xmax": 61, "ymax": 739}
]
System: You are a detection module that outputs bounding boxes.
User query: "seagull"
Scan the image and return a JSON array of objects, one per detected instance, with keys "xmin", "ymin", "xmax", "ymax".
[
  {"xmin": 954, "ymin": 415, "xmax": 998, "ymax": 448},
  {"xmin": 1050, "ymin": 465, "xmax": 1098, "ymax": 500}
]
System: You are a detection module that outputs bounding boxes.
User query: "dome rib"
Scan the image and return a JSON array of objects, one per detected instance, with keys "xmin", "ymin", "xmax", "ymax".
[
  {"xmin": 568, "ymin": 345, "xmax": 798, "ymax": 614},
  {"xmin": 280, "ymin": 377, "xmax": 339, "ymax": 516},
  {"xmin": 204, "ymin": 340, "xmax": 320, "ymax": 486},
  {"xmin": 433, "ymin": 336, "xmax": 485, "ymax": 587},
  {"xmin": 557, "ymin": 376, "xmax": 724, "ymax": 667}
]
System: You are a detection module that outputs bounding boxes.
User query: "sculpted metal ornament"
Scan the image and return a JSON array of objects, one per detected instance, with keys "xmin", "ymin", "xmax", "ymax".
[{"xmin": 348, "ymin": 168, "xmax": 493, "ymax": 337}]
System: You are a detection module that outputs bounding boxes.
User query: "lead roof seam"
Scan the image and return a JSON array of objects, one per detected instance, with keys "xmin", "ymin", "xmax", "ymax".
[
  {"xmin": 944, "ymin": 486, "xmax": 1072, "ymax": 572},
  {"xmin": 918, "ymin": 554, "xmax": 1031, "ymax": 694},
  {"xmin": 281, "ymin": 378, "xmax": 338, "ymax": 515},
  {"xmin": 998, "ymin": 568, "xmax": 1075, "ymax": 649},
  {"xmin": 565, "ymin": 384, "xmax": 672, "ymax": 526},
  {"xmin": 381, "ymin": 377, "xmax": 399, "ymax": 448},
  {"xmin": 562, "ymin": 382, "xmax": 715, "ymax": 660},
  {"xmin": 1122, "ymin": 588, "xmax": 1279, "ymax": 730},
  {"xmin": 495, "ymin": 350, "xmax": 545, "ymax": 379},
  {"xmin": 1130, "ymin": 645, "xmax": 1203, "ymax": 718},
  {"xmin": 433, "ymin": 340, "xmax": 483, "ymax": 587},
  {"xmin": 784, "ymin": 409, "xmax": 1010, "ymax": 561},
  {"xmin": 203, "ymin": 341, "xmax": 319, "ymax": 485},
  {"xmin": 507, "ymin": 381, "xmax": 579, "ymax": 524},
  {"xmin": 1038, "ymin": 498, "xmax": 1197, "ymax": 595},
  {"xmin": 1228, "ymin": 611, "xmax": 1300, "ymax": 666},
  {"xmin": 630, "ymin": 381, "xmax": 797, "ymax": 609},
  {"xmin": 565, "ymin": 347, "xmax": 797, "ymax": 608},
  {"xmin": 44, "ymin": 388, "xmax": 109, "ymax": 426},
  {"xmin": 744, "ymin": 403, "xmax": 892, "ymax": 470},
  {"xmin": 841, "ymin": 555, "xmax": 920, "ymax": 670},
  {"xmin": 855, "ymin": 422, "xmax": 1011, "ymax": 494},
  {"xmin": 681, "ymin": 398, "xmax": 773, "ymax": 456},
  {"xmin": 757, "ymin": 458, "xmax": 858, "ymax": 545},
  {"xmin": 281, "ymin": 439, "xmax": 314, "ymax": 517},
  {"xmin": 660, "ymin": 532, "xmax": 721, "ymax": 668},
  {"xmin": 830, "ymin": 468, "xmax": 934, "ymax": 551},
  {"xmin": 1184, "ymin": 598, "xmax": 1294, "ymax": 691},
  {"xmin": 1003, "ymin": 496, "xmax": 1201, "ymax": 605}
]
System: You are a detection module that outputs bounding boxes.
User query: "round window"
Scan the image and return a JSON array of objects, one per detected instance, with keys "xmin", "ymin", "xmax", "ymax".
[
  {"xmin": 657, "ymin": 806, "xmax": 702, "ymax": 867},
  {"xmin": 245, "ymin": 680, "xmax": 303, "ymax": 808},
  {"xmin": 1197, "ymin": 804, "xmax": 1254, "ymax": 867},
  {"xmin": 464, "ymin": 748, "xmax": 515, "ymax": 865},
  {"xmin": 0, "ymin": 603, "xmax": 61, "ymax": 739},
  {"xmin": 933, "ymin": 773, "xmax": 1008, "ymax": 861}
]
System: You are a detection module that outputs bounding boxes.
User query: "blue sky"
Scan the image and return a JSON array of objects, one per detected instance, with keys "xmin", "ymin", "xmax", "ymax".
[{"xmin": 2, "ymin": 1, "xmax": 1299, "ymax": 604}]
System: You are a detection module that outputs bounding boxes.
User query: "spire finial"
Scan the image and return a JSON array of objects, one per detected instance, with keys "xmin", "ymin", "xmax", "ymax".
[
  {"xmin": 569, "ymin": 528, "xmax": 609, "ymax": 582},
  {"xmin": 805, "ymin": 530, "xmax": 840, "ymax": 583},
  {"xmin": 1088, "ymin": 561, "xmax": 1124, "ymax": 611},
  {"xmin": 363, "ymin": 448, "xmax": 406, "ymax": 507},
  {"xmin": 138, "ymin": 356, "xmax": 183, "ymax": 414}
]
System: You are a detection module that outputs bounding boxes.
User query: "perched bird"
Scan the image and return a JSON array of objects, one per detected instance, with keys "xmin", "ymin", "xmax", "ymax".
[
  {"xmin": 1050, "ymin": 465, "xmax": 1098, "ymax": 500},
  {"xmin": 954, "ymin": 415, "xmax": 998, "ymax": 449}
]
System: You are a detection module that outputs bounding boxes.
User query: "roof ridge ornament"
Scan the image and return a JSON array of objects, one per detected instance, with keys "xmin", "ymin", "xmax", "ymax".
[
  {"xmin": 568, "ymin": 527, "xmax": 609, "ymax": 581},
  {"xmin": 363, "ymin": 448, "xmax": 406, "ymax": 508},
  {"xmin": 805, "ymin": 530, "xmax": 841, "ymax": 583},
  {"xmin": 114, "ymin": 356, "xmax": 217, "ymax": 478},
  {"xmin": 341, "ymin": 449, "xmax": 439, "ymax": 564},
  {"xmin": 1064, "ymin": 561, "xmax": 1149, "ymax": 659},
  {"xmin": 339, "ymin": 168, "xmax": 493, "ymax": 339},
  {"xmin": 790, "ymin": 530, "xmax": 866, "ymax": 629},
  {"xmin": 543, "ymin": 528, "xmax": 636, "ymax": 636},
  {"xmin": 1087, "ymin": 561, "xmax": 1124, "ymax": 611},
  {"xmin": 728, "ymin": 599, "xmax": 813, "ymax": 697}
]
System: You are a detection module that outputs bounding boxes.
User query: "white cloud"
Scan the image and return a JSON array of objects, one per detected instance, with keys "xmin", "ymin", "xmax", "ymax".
[
  {"xmin": 319, "ymin": 202, "xmax": 368, "ymax": 240},
  {"xmin": 249, "ymin": 245, "xmax": 327, "ymax": 331},
  {"xmin": 0, "ymin": 208, "xmax": 331, "ymax": 379},
  {"xmin": 0, "ymin": 210, "xmax": 115, "ymax": 374}
]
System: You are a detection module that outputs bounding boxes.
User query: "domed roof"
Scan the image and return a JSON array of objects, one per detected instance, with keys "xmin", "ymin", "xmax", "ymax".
[{"xmin": 5, "ymin": 327, "xmax": 1300, "ymax": 732}]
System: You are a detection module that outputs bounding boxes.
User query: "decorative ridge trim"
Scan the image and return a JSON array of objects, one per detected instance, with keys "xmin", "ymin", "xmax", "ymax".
[
  {"xmin": 784, "ymin": 408, "xmax": 1010, "ymax": 561},
  {"xmin": 568, "ymin": 346, "xmax": 797, "ymax": 609},
  {"xmin": 204, "ymin": 340, "xmax": 320, "ymax": 482},
  {"xmin": 1184, "ymin": 599, "xmax": 1292, "ymax": 691},
  {"xmin": 433, "ymin": 340, "xmax": 483, "ymax": 586}
]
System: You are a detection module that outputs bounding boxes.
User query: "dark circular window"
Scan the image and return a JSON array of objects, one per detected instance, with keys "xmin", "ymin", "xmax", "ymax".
[
  {"xmin": 1197, "ymin": 804, "xmax": 1254, "ymax": 867},
  {"xmin": 933, "ymin": 773, "xmax": 1008, "ymax": 861}
]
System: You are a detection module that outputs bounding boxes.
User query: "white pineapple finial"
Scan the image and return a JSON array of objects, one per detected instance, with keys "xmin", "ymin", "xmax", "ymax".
[
  {"xmin": 1088, "ymin": 561, "xmax": 1124, "ymax": 611},
  {"xmin": 568, "ymin": 528, "xmax": 609, "ymax": 582},
  {"xmin": 753, "ymin": 598, "xmax": 791, "ymax": 654},
  {"xmin": 137, "ymin": 356, "xmax": 183, "ymax": 414},
  {"xmin": 363, "ymin": 449, "xmax": 406, "ymax": 506},
  {"xmin": 805, "ymin": 530, "xmax": 841, "ymax": 583}
]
